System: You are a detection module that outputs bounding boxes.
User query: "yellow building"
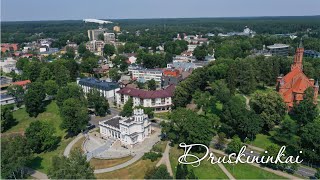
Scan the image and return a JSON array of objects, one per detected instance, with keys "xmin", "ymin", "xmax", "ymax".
[{"xmin": 113, "ymin": 26, "xmax": 121, "ymax": 32}]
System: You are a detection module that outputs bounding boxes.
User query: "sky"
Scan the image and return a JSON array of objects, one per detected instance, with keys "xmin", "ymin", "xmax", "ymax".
[{"xmin": 1, "ymin": 0, "xmax": 320, "ymax": 21}]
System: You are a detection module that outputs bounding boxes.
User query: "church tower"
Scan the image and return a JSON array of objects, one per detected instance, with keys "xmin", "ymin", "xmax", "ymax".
[{"xmin": 291, "ymin": 38, "xmax": 304, "ymax": 71}]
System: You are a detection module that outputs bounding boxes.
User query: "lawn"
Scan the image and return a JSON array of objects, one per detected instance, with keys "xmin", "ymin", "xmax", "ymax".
[
  {"xmin": 71, "ymin": 136, "xmax": 86, "ymax": 152},
  {"xmin": 154, "ymin": 112, "xmax": 171, "ymax": 120},
  {"xmin": 5, "ymin": 101, "xmax": 75, "ymax": 173},
  {"xmin": 95, "ymin": 159, "xmax": 158, "ymax": 179},
  {"xmin": 249, "ymin": 131, "xmax": 276, "ymax": 150},
  {"xmin": 223, "ymin": 162, "xmax": 287, "ymax": 179},
  {"xmin": 169, "ymin": 145, "xmax": 228, "ymax": 179},
  {"xmin": 90, "ymin": 156, "xmax": 133, "ymax": 169},
  {"xmin": 152, "ymin": 140, "xmax": 168, "ymax": 153}
]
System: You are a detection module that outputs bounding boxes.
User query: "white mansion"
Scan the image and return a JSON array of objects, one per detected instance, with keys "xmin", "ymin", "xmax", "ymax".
[
  {"xmin": 99, "ymin": 109, "xmax": 151, "ymax": 146},
  {"xmin": 116, "ymin": 84, "xmax": 175, "ymax": 112}
]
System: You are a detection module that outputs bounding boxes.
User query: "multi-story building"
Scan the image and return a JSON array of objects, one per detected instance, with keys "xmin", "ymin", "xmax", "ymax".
[
  {"xmin": 113, "ymin": 26, "xmax": 121, "ymax": 32},
  {"xmin": 129, "ymin": 67, "xmax": 163, "ymax": 83},
  {"xmin": 116, "ymin": 84, "xmax": 175, "ymax": 112},
  {"xmin": 86, "ymin": 40, "xmax": 105, "ymax": 56},
  {"xmin": 304, "ymin": 50, "xmax": 320, "ymax": 58},
  {"xmin": 88, "ymin": 29, "xmax": 105, "ymax": 41},
  {"xmin": 99, "ymin": 108, "xmax": 151, "ymax": 147},
  {"xmin": 77, "ymin": 78, "xmax": 120, "ymax": 102},
  {"xmin": 104, "ymin": 32, "xmax": 116, "ymax": 44},
  {"xmin": 267, "ymin": 44, "xmax": 290, "ymax": 56}
]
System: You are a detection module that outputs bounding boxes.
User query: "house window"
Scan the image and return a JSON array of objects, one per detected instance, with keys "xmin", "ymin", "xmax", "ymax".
[
  {"xmin": 161, "ymin": 98, "xmax": 165, "ymax": 104},
  {"xmin": 151, "ymin": 99, "xmax": 155, "ymax": 105}
]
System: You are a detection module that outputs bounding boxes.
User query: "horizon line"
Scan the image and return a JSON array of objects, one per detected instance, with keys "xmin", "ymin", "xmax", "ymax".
[{"xmin": 2, "ymin": 14, "xmax": 320, "ymax": 23}]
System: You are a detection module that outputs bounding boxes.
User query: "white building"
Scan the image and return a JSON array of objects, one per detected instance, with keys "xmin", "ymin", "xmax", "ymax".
[
  {"xmin": 99, "ymin": 108, "xmax": 151, "ymax": 147},
  {"xmin": 0, "ymin": 94, "xmax": 15, "ymax": 105},
  {"xmin": 128, "ymin": 67, "xmax": 163, "ymax": 83},
  {"xmin": 0, "ymin": 58, "xmax": 17, "ymax": 73},
  {"xmin": 116, "ymin": 84, "xmax": 175, "ymax": 112},
  {"xmin": 187, "ymin": 44, "xmax": 198, "ymax": 52},
  {"xmin": 77, "ymin": 78, "xmax": 120, "ymax": 102},
  {"xmin": 104, "ymin": 32, "xmax": 116, "ymax": 44}
]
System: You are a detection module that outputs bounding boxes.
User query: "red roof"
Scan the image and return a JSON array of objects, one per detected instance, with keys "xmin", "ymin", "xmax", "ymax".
[
  {"xmin": 12, "ymin": 80, "xmax": 31, "ymax": 86},
  {"xmin": 277, "ymin": 46, "xmax": 317, "ymax": 109},
  {"xmin": 117, "ymin": 84, "xmax": 175, "ymax": 99}
]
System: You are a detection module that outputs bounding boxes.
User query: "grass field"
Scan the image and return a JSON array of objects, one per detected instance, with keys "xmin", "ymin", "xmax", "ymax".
[
  {"xmin": 169, "ymin": 145, "xmax": 228, "ymax": 179},
  {"xmin": 250, "ymin": 131, "xmax": 276, "ymax": 150},
  {"xmin": 95, "ymin": 159, "xmax": 158, "ymax": 179},
  {"xmin": 71, "ymin": 136, "xmax": 86, "ymax": 152},
  {"xmin": 5, "ymin": 101, "xmax": 75, "ymax": 173},
  {"xmin": 223, "ymin": 162, "xmax": 287, "ymax": 179},
  {"xmin": 154, "ymin": 112, "xmax": 171, "ymax": 120},
  {"xmin": 152, "ymin": 140, "xmax": 167, "ymax": 152},
  {"xmin": 90, "ymin": 156, "xmax": 133, "ymax": 169}
]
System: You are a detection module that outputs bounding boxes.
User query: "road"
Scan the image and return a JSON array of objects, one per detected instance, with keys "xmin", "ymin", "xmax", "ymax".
[{"xmin": 211, "ymin": 139, "xmax": 317, "ymax": 178}]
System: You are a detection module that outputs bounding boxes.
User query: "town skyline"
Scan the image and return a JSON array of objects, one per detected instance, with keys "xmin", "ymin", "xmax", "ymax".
[{"xmin": 2, "ymin": 0, "xmax": 320, "ymax": 21}]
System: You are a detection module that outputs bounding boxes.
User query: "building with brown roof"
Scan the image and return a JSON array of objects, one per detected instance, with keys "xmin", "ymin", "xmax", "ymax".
[
  {"xmin": 276, "ymin": 41, "xmax": 319, "ymax": 110},
  {"xmin": 116, "ymin": 84, "xmax": 175, "ymax": 112}
]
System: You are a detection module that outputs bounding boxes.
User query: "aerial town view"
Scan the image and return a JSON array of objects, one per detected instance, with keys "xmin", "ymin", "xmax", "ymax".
[{"xmin": 1, "ymin": 0, "xmax": 320, "ymax": 179}]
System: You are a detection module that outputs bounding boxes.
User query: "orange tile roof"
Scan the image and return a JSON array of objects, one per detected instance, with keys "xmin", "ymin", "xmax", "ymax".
[{"xmin": 12, "ymin": 80, "xmax": 31, "ymax": 86}]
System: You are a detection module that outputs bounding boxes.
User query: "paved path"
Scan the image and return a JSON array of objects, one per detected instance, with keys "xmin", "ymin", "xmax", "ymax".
[
  {"xmin": 156, "ymin": 142, "xmax": 173, "ymax": 176},
  {"xmin": 241, "ymin": 94, "xmax": 251, "ymax": 110},
  {"xmin": 211, "ymin": 148, "xmax": 299, "ymax": 179},
  {"xmin": 94, "ymin": 130, "xmax": 161, "ymax": 174},
  {"xmin": 63, "ymin": 133, "xmax": 84, "ymax": 157},
  {"xmin": 25, "ymin": 167, "xmax": 48, "ymax": 179},
  {"xmin": 209, "ymin": 152, "xmax": 235, "ymax": 180}
]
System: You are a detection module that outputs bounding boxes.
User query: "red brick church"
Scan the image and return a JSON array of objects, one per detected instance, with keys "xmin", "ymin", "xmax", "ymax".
[{"xmin": 276, "ymin": 41, "xmax": 319, "ymax": 110}]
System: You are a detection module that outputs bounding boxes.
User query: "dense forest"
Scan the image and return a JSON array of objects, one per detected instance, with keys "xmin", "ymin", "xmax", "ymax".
[{"xmin": 2, "ymin": 16, "xmax": 320, "ymax": 45}]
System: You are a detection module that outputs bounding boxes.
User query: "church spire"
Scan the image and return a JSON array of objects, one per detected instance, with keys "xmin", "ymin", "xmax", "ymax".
[{"xmin": 299, "ymin": 38, "xmax": 303, "ymax": 48}]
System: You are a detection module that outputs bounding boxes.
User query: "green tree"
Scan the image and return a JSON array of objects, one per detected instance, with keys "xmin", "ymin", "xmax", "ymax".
[
  {"xmin": 221, "ymin": 96, "xmax": 263, "ymax": 140},
  {"xmin": 103, "ymin": 44, "xmax": 115, "ymax": 57},
  {"xmin": 187, "ymin": 169, "xmax": 198, "ymax": 179},
  {"xmin": 78, "ymin": 43, "xmax": 87, "ymax": 56},
  {"xmin": 24, "ymin": 82, "xmax": 46, "ymax": 117},
  {"xmin": 38, "ymin": 66, "xmax": 53, "ymax": 82},
  {"xmin": 98, "ymin": 33, "xmax": 104, "ymax": 41},
  {"xmin": 62, "ymin": 46, "xmax": 75, "ymax": 59},
  {"xmin": 147, "ymin": 79, "xmax": 157, "ymax": 90},
  {"xmin": 60, "ymin": 98, "xmax": 89, "ymax": 135},
  {"xmin": 16, "ymin": 57, "xmax": 29, "ymax": 71},
  {"xmin": 136, "ymin": 81, "xmax": 145, "ymax": 89},
  {"xmin": 54, "ymin": 64, "xmax": 70, "ymax": 87},
  {"xmin": 109, "ymin": 68, "xmax": 121, "ymax": 82},
  {"xmin": 1, "ymin": 136, "xmax": 32, "ymax": 179},
  {"xmin": 56, "ymin": 84, "xmax": 85, "ymax": 107},
  {"xmin": 250, "ymin": 91, "xmax": 286, "ymax": 131},
  {"xmin": 44, "ymin": 80, "xmax": 59, "ymax": 96},
  {"xmin": 25, "ymin": 121, "xmax": 59, "ymax": 153},
  {"xmin": 300, "ymin": 121, "xmax": 320, "ymax": 164},
  {"xmin": 292, "ymin": 87, "xmax": 318, "ymax": 127},
  {"xmin": 193, "ymin": 45, "xmax": 207, "ymax": 60},
  {"xmin": 87, "ymin": 89, "xmax": 110, "ymax": 116},
  {"xmin": 24, "ymin": 61, "xmax": 42, "ymax": 82},
  {"xmin": 209, "ymin": 80, "xmax": 231, "ymax": 104},
  {"xmin": 273, "ymin": 116, "xmax": 299, "ymax": 149},
  {"xmin": 145, "ymin": 165, "xmax": 172, "ymax": 179},
  {"xmin": 80, "ymin": 57, "xmax": 99, "ymax": 74},
  {"xmin": 161, "ymin": 108, "xmax": 213, "ymax": 150},
  {"xmin": 1, "ymin": 105, "xmax": 16, "ymax": 132},
  {"xmin": 216, "ymin": 132, "xmax": 226, "ymax": 150},
  {"xmin": 176, "ymin": 164, "xmax": 188, "ymax": 179},
  {"xmin": 315, "ymin": 169, "xmax": 320, "ymax": 179},
  {"xmin": 48, "ymin": 149, "xmax": 95, "ymax": 179},
  {"xmin": 225, "ymin": 135, "xmax": 242, "ymax": 154},
  {"xmin": 7, "ymin": 84, "xmax": 24, "ymax": 107},
  {"xmin": 120, "ymin": 98, "xmax": 133, "ymax": 117}
]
